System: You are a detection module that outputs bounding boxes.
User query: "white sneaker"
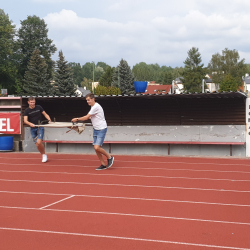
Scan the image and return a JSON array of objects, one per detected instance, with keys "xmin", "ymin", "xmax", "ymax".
[{"xmin": 42, "ymin": 154, "xmax": 47, "ymax": 163}]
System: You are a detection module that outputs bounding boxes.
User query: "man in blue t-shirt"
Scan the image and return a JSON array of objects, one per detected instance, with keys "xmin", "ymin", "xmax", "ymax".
[{"xmin": 24, "ymin": 97, "xmax": 51, "ymax": 163}]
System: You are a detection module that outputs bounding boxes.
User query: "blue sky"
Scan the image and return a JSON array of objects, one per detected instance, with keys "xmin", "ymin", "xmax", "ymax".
[{"xmin": 2, "ymin": 0, "xmax": 250, "ymax": 67}]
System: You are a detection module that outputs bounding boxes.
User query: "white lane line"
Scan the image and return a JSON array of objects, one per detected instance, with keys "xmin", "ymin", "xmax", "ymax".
[
  {"xmin": 1, "ymin": 162, "xmax": 250, "ymax": 174},
  {"xmin": 39, "ymin": 195, "xmax": 75, "ymax": 209},
  {"xmin": 0, "ymin": 178, "xmax": 250, "ymax": 193},
  {"xmin": 0, "ymin": 191, "xmax": 250, "ymax": 207},
  {"xmin": 0, "ymin": 205, "xmax": 249, "ymax": 226},
  {"xmin": 1, "ymin": 163, "xmax": 250, "ymax": 177},
  {"xmin": 0, "ymin": 170, "xmax": 250, "ymax": 183},
  {"xmin": 0, "ymin": 227, "xmax": 248, "ymax": 250},
  {"xmin": 1, "ymin": 156, "xmax": 250, "ymax": 167}
]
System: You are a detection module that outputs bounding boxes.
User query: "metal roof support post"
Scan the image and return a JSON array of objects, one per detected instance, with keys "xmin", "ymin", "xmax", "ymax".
[
  {"xmin": 246, "ymin": 97, "xmax": 250, "ymax": 157},
  {"xmin": 202, "ymin": 79, "xmax": 205, "ymax": 93},
  {"xmin": 172, "ymin": 80, "xmax": 175, "ymax": 94}
]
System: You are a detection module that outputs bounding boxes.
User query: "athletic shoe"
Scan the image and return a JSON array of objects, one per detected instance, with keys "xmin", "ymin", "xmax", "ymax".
[
  {"xmin": 96, "ymin": 165, "xmax": 107, "ymax": 170},
  {"xmin": 107, "ymin": 156, "xmax": 114, "ymax": 168},
  {"xmin": 42, "ymin": 154, "xmax": 47, "ymax": 163}
]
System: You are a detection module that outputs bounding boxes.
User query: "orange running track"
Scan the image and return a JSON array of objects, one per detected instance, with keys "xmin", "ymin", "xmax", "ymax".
[{"xmin": 0, "ymin": 152, "xmax": 250, "ymax": 250}]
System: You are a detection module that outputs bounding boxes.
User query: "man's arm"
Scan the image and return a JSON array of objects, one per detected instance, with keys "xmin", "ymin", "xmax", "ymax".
[
  {"xmin": 24, "ymin": 116, "xmax": 35, "ymax": 128},
  {"xmin": 42, "ymin": 111, "xmax": 51, "ymax": 123},
  {"xmin": 71, "ymin": 113, "xmax": 91, "ymax": 123}
]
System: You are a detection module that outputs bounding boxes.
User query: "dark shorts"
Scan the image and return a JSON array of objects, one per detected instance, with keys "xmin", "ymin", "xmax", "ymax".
[
  {"xmin": 30, "ymin": 127, "xmax": 44, "ymax": 143},
  {"xmin": 93, "ymin": 128, "xmax": 107, "ymax": 146}
]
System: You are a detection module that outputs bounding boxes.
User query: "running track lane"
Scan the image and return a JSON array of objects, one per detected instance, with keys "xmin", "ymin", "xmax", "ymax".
[
  {"xmin": 0, "ymin": 207, "xmax": 250, "ymax": 249},
  {"xmin": 1, "ymin": 153, "xmax": 250, "ymax": 249},
  {"xmin": 1, "ymin": 176, "xmax": 250, "ymax": 205},
  {"xmin": 1, "ymin": 192, "xmax": 249, "ymax": 226}
]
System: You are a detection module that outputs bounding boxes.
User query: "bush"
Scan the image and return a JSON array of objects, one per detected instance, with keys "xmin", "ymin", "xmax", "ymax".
[{"xmin": 94, "ymin": 85, "xmax": 121, "ymax": 95}]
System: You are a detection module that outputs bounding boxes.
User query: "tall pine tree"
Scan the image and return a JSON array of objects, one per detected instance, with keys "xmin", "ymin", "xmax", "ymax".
[
  {"xmin": 182, "ymin": 47, "xmax": 206, "ymax": 93},
  {"xmin": 17, "ymin": 15, "xmax": 57, "ymax": 80},
  {"xmin": 162, "ymin": 71, "xmax": 173, "ymax": 85},
  {"xmin": 0, "ymin": 9, "xmax": 18, "ymax": 94},
  {"xmin": 23, "ymin": 49, "xmax": 52, "ymax": 95},
  {"xmin": 99, "ymin": 66, "xmax": 115, "ymax": 87},
  {"xmin": 112, "ymin": 59, "xmax": 135, "ymax": 95},
  {"xmin": 54, "ymin": 50, "xmax": 76, "ymax": 96}
]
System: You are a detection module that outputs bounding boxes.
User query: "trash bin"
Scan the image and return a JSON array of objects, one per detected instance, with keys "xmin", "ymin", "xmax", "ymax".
[
  {"xmin": 134, "ymin": 81, "xmax": 148, "ymax": 93},
  {"xmin": 0, "ymin": 136, "xmax": 14, "ymax": 151}
]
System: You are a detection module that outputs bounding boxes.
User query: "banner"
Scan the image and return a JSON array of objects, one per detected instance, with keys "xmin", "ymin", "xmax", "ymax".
[{"xmin": 0, "ymin": 113, "xmax": 21, "ymax": 134}]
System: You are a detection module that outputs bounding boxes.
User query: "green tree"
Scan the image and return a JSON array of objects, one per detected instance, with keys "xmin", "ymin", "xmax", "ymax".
[
  {"xmin": 133, "ymin": 62, "xmax": 154, "ymax": 81},
  {"xmin": 17, "ymin": 15, "xmax": 57, "ymax": 80},
  {"xmin": 96, "ymin": 62, "xmax": 109, "ymax": 71},
  {"xmin": 82, "ymin": 62, "xmax": 93, "ymax": 80},
  {"xmin": 0, "ymin": 9, "xmax": 18, "ymax": 94},
  {"xmin": 207, "ymin": 48, "xmax": 246, "ymax": 88},
  {"xmin": 162, "ymin": 71, "xmax": 173, "ymax": 84},
  {"xmin": 23, "ymin": 49, "xmax": 52, "ymax": 95},
  {"xmin": 68, "ymin": 62, "xmax": 84, "ymax": 86},
  {"xmin": 80, "ymin": 77, "xmax": 92, "ymax": 90},
  {"xmin": 172, "ymin": 66, "xmax": 185, "ymax": 79},
  {"xmin": 54, "ymin": 50, "xmax": 76, "ymax": 96},
  {"xmin": 219, "ymin": 74, "xmax": 238, "ymax": 92},
  {"xmin": 112, "ymin": 59, "xmax": 135, "ymax": 95},
  {"xmin": 99, "ymin": 66, "xmax": 115, "ymax": 87},
  {"xmin": 94, "ymin": 85, "xmax": 121, "ymax": 95},
  {"xmin": 246, "ymin": 64, "xmax": 250, "ymax": 75},
  {"xmin": 132, "ymin": 62, "xmax": 173, "ymax": 83},
  {"xmin": 182, "ymin": 47, "xmax": 206, "ymax": 93},
  {"xmin": 94, "ymin": 65, "xmax": 104, "ymax": 81}
]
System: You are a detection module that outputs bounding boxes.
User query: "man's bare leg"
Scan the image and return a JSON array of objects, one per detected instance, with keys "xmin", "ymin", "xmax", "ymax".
[
  {"xmin": 94, "ymin": 145, "xmax": 111, "ymax": 166},
  {"xmin": 36, "ymin": 139, "xmax": 45, "ymax": 154}
]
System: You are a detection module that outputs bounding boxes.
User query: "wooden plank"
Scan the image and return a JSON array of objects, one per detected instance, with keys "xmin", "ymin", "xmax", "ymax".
[
  {"xmin": 43, "ymin": 140, "xmax": 245, "ymax": 145},
  {"xmin": 0, "ymin": 106, "xmax": 21, "ymax": 108}
]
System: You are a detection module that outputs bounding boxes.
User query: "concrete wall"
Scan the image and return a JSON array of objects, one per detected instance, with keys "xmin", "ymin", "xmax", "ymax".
[{"xmin": 23, "ymin": 125, "xmax": 246, "ymax": 157}]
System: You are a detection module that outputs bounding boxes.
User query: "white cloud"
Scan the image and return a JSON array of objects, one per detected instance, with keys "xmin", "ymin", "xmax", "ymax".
[{"xmin": 44, "ymin": 3, "xmax": 250, "ymax": 67}]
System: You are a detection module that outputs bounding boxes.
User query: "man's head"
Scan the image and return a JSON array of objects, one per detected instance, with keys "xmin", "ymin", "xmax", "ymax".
[
  {"xmin": 85, "ymin": 93, "xmax": 95, "ymax": 106},
  {"xmin": 28, "ymin": 97, "xmax": 36, "ymax": 108}
]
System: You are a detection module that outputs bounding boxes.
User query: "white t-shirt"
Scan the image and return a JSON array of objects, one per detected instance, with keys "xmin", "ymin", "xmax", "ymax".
[{"xmin": 88, "ymin": 102, "xmax": 107, "ymax": 130}]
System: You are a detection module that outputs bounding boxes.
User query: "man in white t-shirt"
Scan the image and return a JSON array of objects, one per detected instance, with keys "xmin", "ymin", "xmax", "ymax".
[{"xmin": 71, "ymin": 93, "xmax": 114, "ymax": 170}]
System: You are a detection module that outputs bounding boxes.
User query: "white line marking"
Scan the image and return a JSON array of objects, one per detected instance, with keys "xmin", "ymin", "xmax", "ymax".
[
  {"xmin": 1, "ymin": 156, "xmax": 250, "ymax": 167},
  {"xmin": 0, "ymin": 191, "xmax": 249, "ymax": 207},
  {"xmin": 0, "ymin": 169, "xmax": 250, "ymax": 183},
  {"xmin": 0, "ymin": 205, "xmax": 249, "ymax": 226},
  {"xmin": 0, "ymin": 178, "xmax": 250, "ymax": 194},
  {"xmin": 1, "ymin": 162, "xmax": 250, "ymax": 174},
  {"xmin": 0, "ymin": 227, "xmax": 249, "ymax": 249},
  {"xmin": 39, "ymin": 195, "xmax": 75, "ymax": 209}
]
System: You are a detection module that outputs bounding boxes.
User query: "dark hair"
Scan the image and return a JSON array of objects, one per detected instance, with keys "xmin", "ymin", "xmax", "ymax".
[
  {"xmin": 85, "ymin": 93, "xmax": 95, "ymax": 99},
  {"xmin": 28, "ymin": 97, "xmax": 36, "ymax": 101}
]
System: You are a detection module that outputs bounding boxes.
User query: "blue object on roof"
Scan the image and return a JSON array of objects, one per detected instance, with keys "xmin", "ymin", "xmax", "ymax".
[{"xmin": 134, "ymin": 81, "xmax": 148, "ymax": 93}]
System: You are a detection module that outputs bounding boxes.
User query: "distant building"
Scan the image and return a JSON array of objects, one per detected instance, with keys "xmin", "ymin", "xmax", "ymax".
[
  {"xmin": 242, "ymin": 73, "xmax": 250, "ymax": 93},
  {"xmin": 148, "ymin": 81, "xmax": 160, "ymax": 85},
  {"xmin": 75, "ymin": 86, "xmax": 91, "ymax": 97},
  {"xmin": 205, "ymin": 77, "xmax": 218, "ymax": 92},
  {"xmin": 143, "ymin": 85, "xmax": 172, "ymax": 94},
  {"xmin": 173, "ymin": 77, "xmax": 184, "ymax": 94}
]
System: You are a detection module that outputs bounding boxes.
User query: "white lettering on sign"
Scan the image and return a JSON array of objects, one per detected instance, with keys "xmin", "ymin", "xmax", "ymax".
[
  {"xmin": 7, "ymin": 118, "xmax": 14, "ymax": 132},
  {"xmin": 0, "ymin": 118, "xmax": 6, "ymax": 131},
  {"xmin": 0, "ymin": 118, "xmax": 14, "ymax": 132}
]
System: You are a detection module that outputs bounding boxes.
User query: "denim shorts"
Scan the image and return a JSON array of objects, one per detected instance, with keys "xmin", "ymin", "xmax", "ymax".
[
  {"xmin": 93, "ymin": 128, "xmax": 107, "ymax": 146},
  {"xmin": 30, "ymin": 127, "xmax": 44, "ymax": 143}
]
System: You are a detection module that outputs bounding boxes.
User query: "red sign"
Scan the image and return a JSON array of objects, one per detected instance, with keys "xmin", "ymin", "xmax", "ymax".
[{"xmin": 0, "ymin": 113, "xmax": 21, "ymax": 134}]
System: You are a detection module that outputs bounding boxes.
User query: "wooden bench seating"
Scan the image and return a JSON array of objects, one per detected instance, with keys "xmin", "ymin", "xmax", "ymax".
[{"xmin": 43, "ymin": 140, "xmax": 245, "ymax": 156}]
